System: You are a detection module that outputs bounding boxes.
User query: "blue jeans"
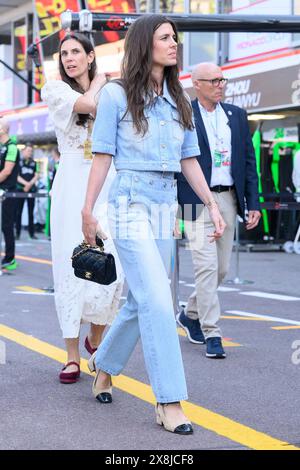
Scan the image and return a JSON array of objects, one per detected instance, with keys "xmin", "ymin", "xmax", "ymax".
[{"xmin": 95, "ymin": 170, "xmax": 188, "ymax": 403}]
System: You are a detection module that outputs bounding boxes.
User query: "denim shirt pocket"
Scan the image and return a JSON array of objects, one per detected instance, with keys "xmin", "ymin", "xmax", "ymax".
[
  {"xmin": 118, "ymin": 107, "xmax": 152, "ymax": 161},
  {"xmin": 171, "ymin": 110, "xmax": 185, "ymax": 143}
]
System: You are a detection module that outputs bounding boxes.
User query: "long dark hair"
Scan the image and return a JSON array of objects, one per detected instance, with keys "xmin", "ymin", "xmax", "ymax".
[
  {"xmin": 59, "ymin": 32, "xmax": 97, "ymax": 127},
  {"xmin": 121, "ymin": 15, "xmax": 193, "ymax": 135}
]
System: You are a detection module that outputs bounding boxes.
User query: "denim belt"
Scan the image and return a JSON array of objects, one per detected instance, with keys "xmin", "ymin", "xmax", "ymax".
[{"xmin": 210, "ymin": 185, "xmax": 234, "ymax": 193}]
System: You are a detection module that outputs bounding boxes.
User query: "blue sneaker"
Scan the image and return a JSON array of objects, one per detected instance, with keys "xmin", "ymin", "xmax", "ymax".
[
  {"xmin": 206, "ymin": 337, "xmax": 226, "ymax": 359},
  {"xmin": 176, "ymin": 309, "xmax": 205, "ymax": 344}
]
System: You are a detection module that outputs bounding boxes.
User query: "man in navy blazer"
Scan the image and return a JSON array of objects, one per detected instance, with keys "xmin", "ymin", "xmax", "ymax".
[{"xmin": 176, "ymin": 63, "xmax": 261, "ymax": 359}]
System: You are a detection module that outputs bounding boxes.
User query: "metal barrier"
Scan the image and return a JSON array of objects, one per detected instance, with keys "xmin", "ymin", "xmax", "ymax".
[
  {"xmin": 225, "ymin": 216, "xmax": 253, "ymax": 285},
  {"xmin": 0, "ymin": 190, "xmax": 49, "ymax": 276}
]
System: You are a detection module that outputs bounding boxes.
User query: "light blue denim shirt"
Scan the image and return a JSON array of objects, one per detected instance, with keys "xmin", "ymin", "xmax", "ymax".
[{"xmin": 92, "ymin": 80, "xmax": 200, "ymax": 172}]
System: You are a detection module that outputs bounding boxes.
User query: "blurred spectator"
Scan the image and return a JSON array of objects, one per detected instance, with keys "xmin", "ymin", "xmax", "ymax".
[
  {"xmin": 15, "ymin": 143, "xmax": 39, "ymax": 240},
  {"xmin": 44, "ymin": 146, "xmax": 61, "ymax": 238},
  {"xmin": 48, "ymin": 146, "xmax": 60, "ymax": 191},
  {"xmin": 34, "ymin": 174, "xmax": 48, "ymax": 232},
  {"xmin": 293, "ymin": 148, "xmax": 300, "ymax": 200},
  {"xmin": 0, "ymin": 116, "xmax": 20, "ymax": 271}
]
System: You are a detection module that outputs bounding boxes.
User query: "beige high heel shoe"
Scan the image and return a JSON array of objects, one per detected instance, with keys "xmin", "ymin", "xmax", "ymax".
[
  {"xmin": 155, "ymin": 403, "xmax": 193, "ymax": 435},
  {"xmin": 87, "ymin": 351, "xmax": 97, "ymax": 373},
  {"xmin": 88, "ymin": 352, "xmax": 112, "ymax": 404},
  {"xmin": 92, "ymin": 370, "xmax": 112, "ymax": 403}
]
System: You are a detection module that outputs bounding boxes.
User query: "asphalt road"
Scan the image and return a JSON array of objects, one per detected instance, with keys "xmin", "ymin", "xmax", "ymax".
[{"xmin": 0, "ymin": 235, "xmax": 300, "ymax": 450}]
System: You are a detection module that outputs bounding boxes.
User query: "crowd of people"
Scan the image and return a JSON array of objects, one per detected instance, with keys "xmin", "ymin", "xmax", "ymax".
[
  {"xmin": 1, "ymin": 14, "xmax": 261, "ymax": 436},
  {"xmin": 0, "ymin": 126, "xmax": 60, "ymax": 270}
]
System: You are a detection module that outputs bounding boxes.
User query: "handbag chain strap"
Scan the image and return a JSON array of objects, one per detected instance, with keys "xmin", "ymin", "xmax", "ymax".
[{"xmin": 71, "ymin": 240, "xmax": 104, "ymax": 261}]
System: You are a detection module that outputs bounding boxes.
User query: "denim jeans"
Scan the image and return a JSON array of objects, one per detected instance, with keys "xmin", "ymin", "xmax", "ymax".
[{"xmin": 95, "ymin": 170, "xmax": 188, "ymax": 403}]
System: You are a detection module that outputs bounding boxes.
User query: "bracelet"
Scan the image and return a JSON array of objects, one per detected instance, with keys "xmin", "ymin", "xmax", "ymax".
[{"xmin": 206, "ymin": 199, "xmax": 218, "ymax": 208}]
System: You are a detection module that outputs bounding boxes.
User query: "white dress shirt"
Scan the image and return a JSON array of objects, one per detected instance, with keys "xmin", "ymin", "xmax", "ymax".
[{"xmin": 198, "ymin": 101, "xmax": 234, "ymax": 187}]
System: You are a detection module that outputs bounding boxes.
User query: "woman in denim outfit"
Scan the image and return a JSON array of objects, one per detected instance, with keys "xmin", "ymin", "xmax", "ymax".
[{"xmin": 82, "ymin": 15, "xmax": 225, "ymax": 435}]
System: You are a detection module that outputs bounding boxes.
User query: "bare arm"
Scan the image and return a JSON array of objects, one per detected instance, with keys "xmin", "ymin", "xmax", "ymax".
[
  {"xmin": 181, "ymin": 157, "xmax": 216, "ymax": 205},
  {"xmin": 26, "ymin": 172, "xmax": 39, "ymax": 192},
  {"xmin": 74, "ymin": 74, "xmax": 107, "ymax": 116},
  {"xmin": 181, "ymin": 157, "xmax": 226, "ymax": 239},
  {"xmin": 82, "ymin": 154, "xmax": 112, "ymax": 245},
  {"xmin": 17, "ymin": 175, "xmax": 28, "ymax": 186},
  {"xmin": 29, "ymin": 172, "xmax": 39, "ymax": 187},
  {"xmin": 17, "ymin": 172, "xmax": 39, "ymax": 192}
]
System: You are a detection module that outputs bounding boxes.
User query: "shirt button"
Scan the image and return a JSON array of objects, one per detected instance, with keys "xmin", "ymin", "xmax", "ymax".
[
  {"xmin": 134, "ymin": 176, "xmax": 139, "ymax": 182},
  {"xmin": 161, "ymin": 144, "xmax": 166, "ymax": 149},
  {"xmin": 162, "ymin": 164, "xmax": 167, "ymax": 169},
  {"xmin": 160, "ymin": 121, "xmax": 166, "ymax": 126}
]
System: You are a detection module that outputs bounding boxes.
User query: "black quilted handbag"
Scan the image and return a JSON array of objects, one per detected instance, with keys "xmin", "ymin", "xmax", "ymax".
[{"xmin": 71, "ymin": 236, "xmax": 117, "ymax": 285}]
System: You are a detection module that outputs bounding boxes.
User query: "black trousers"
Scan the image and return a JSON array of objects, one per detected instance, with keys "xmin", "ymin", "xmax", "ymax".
[
  {"xmin": 15, "ymin": 196, "xmax": 35, "ymax": 237},
  {"xmin": 1, "ymin": 197, "xmax": 16, "ymax": 262}
]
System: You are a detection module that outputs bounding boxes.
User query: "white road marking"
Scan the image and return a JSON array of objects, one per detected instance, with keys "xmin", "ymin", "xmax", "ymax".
[
  {"xmin": 239, "ymin": 291, "xmax": 300, "ymax": 301},
  {"xmin": 226, "ymin": 310, "xmax": 300, "ymax": 326},
  {"xmin": 12, "ymin": 291, "xmax": 54, "ymax": 296},
  {"xmin": 218, "ymin": 286, "xmax": 240, "ymax": 292},
  {"xmin": 179, "ymin": 283, "xmax": 240, "ymax": 292}
]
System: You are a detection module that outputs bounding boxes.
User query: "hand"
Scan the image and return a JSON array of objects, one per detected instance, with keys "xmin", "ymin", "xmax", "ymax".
[
  {"xmin": 82, "ymin": 210, "xmax": 107, "ymax": 246},
  {"xmin": 91, "ymin": 73, "xmax": 107, "ymax": 90},
  {"xmin": 246, "ymin": 210, "xmax": 261, "ymax": 230},
  {"xmin": 207, "ymin": 204, "xmax": 226, "ymax": 242},
  {"xmin": 173, "ymin": 219, "xmax": 182, "ymax": 239},
  {"xmin": 23, "ymin": 183, "xmax": 30, "ymax": 193}
]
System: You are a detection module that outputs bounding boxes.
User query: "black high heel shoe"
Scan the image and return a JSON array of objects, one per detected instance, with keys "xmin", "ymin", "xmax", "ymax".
[{"xmin": 156, "ymin": 403, "xmax": 193, "ymax": 435}]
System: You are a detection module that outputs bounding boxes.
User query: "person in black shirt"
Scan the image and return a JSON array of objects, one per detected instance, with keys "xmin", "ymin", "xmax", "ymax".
[
  {"xmin": 49, "ymin": 146, "xmax": 60, "ymax": 190},
  {"xmin": 15, "ymin": 143, "xmax": 39, "ymax": 240},
  {"xmin": 0, "ymin": 116, "xmax": 20, "ymax": 270}
]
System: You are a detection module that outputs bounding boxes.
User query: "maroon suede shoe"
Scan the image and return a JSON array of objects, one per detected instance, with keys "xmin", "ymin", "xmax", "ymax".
[
  {"xmin": 59, "ymin": 361, "xmax": 80, "ymax": 384},
  {"xmin": 84, "ymin": 336, "xmax": 98, "ymax": 355}
]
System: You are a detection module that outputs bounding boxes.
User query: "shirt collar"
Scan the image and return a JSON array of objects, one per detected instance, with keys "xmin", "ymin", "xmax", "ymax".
[
  {"xmin": 147, "ymin": 80, "xmax": 177, "ymax": 108},
  {"xmin": 162, "ymin": 80, "xmax": 177, "ymax": 108},
  {"xmin": 198, "ymin": 100, "xmax": 221, "ymax": 116}
]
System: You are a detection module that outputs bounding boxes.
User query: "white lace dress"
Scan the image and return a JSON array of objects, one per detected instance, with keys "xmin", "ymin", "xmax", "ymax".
[{"xmin": 42, "ymin": 80, "xmax": 124, "ymax": 338}]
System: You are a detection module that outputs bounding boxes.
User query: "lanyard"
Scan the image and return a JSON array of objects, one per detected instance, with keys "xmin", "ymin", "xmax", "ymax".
[
  {"xmin": 207, "ymin": 107, "xmax": 224, "ymax": 151},
  {"xmin": 208, "ymin": 108, "xmax": 218, "ymax": 140},
  {"xmin": 201, "ymin": 105, "xmax": 227, "ymax": 168}
]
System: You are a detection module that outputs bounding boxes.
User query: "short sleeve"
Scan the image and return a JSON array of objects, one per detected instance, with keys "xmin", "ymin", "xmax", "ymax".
[
  {"xmin": 92, "ymin": 83, "xmax": 119, "ymax": 156},
  {"xmin": 180, "ymin": 94, "xmax": 200, "ymax": 160},
  {"xmin": 41, "ymin": 80, "xmax": 81, "ymax": 133},
  {"xmin": 181, "ymin": 124, "xmax": 200, "ymax": 160},
  {"xmin": 6, "ymin": 144, "xmax": 18, "ymax": 163}
]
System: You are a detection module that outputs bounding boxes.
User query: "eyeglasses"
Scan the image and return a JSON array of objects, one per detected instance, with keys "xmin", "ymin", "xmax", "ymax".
[{"xmin": 196, "ymin": 78, "xmax": 228, "ymax": 87}]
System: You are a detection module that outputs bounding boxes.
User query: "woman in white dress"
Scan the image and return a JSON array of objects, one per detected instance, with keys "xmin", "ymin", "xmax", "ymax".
[{"xmin": 41, "ymin": 33, "xmax": 123, "ymax": 384}]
